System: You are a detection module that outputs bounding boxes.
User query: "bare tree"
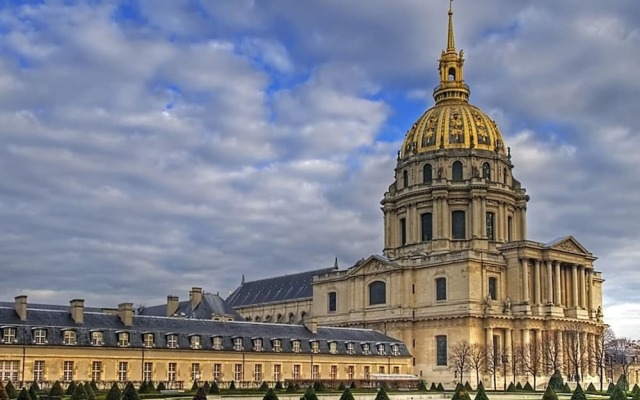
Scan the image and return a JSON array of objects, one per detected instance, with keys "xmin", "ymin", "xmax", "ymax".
[
  {"xmin": 565, "ymin": 325, "xmax": 588, "ymax": 383},
  {"xmin": 449, "ymin": 341, "xmax": 473, "ymax": 385},
  {"xmin": 610, "ymin": 336, "xmax": 634, "ymax": 388},
  {"xmin": 485, "ymin": 344, "xmax": 499, "ymax": 390},
  {"xmin": 592, "ymin": 327, "xmax": 615, "ymax": 391},
  {"xmin": 468, "ymin": 343, "xmax": 486, "ymax": 387},
  {"xmin": 520, "ymin": 342, "xmax": 543, "ymax": 389},
  {"xmin": 541, "ymin": 330, "xmax": 563, "ymax": 376}
]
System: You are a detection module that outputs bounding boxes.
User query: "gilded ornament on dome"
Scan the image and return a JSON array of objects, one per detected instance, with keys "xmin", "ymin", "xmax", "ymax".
[
  {"xmin": 472, "ymin": 110, "xmax": 489, "ymax": 145},
  {"xmin": 421, "ymin": 115, "xmax": 437, "ymax": 147},
  {"xmin": 448, "ymin": 108, "xmax": 464, "ymax": 144}
]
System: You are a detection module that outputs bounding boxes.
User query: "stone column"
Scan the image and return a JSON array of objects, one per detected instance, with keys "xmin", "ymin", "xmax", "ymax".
[
  {"xmin": 521, "ymin": 329, "xmax": 531, "ymax": 362},
  {"xmin": 505, "ymin": 328, "xmax": 512, "ymax": 357},
  {"xmin": 442, "ymin": 198, "xmax": 450, "ymax": 239},
  {"xmin": 571, "ymin": 264, "xmax": 579, "ymax": 308},
  {"xmin": 486, "ymin": 327, "xmax": 494, "ymax": 354},
  {"xmin": 587, "ymin": 270, "xmax": 594, "ymax": 311},
  {"xmin": 546, "ymin": 261, "xmax": 553, "ymax": 304},
  {"xmin": 554, "ymin": 261, "xmax": 562, "ymax": 306},
  {"xmin": 579, "ymin": 267, "xmax": 587, "ymax": 308},
  {"xmin": 556, "ymin": 330, "xmax": 564, "ymax": 371},
  {"xmin": 522, "ymin": 258, "xmax": 530, "ymax": 304},
  {"xmin": 534, "ymin": 259, "xmax": 541, "ymax": 305}
]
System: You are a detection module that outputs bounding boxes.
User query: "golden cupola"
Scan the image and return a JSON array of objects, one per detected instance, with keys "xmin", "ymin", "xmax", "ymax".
[{"xmin": 400, "ymin": 2, "xmax": 506, "ymax": 158}]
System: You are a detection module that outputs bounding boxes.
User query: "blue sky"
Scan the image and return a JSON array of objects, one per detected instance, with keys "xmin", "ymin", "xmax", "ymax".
[{"xmin": 1, "ymin": 0, "xmax": 639, "ymax": 337}]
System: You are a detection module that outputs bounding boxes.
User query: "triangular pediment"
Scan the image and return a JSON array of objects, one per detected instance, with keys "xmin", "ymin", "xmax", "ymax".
[
  {"xmin": 347, "ymin": 255, "xmax": 399, "ymax": 277},
  {"xmin": 545, "ymin": 236, "xmax": 591, "ymax": 255}
]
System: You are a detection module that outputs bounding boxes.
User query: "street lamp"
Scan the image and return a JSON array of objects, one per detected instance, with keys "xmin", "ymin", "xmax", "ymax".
[{"xmin": 502, "ymin": 354, "xmax": 509, "ymax": 390}]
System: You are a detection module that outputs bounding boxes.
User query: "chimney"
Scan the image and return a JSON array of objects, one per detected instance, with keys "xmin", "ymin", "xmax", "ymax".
[
  {"xmin": 166, "ymin": 295, "xmax": 179, "ymax": 317},
  {"xmin": 305, "ymin": 316, "xmax": 318, "ymax": 334},
  {"xmin": 14, "ymin": 295, "xmax": 27, "ymax": 321},
  {"xmin": 69, "ymin": 299, "xmax": 85, "ymax": 324},
  {"xmin": 189, "ymin": 287, "xmax": 203, "ymax": 310},
  {"xmin": 118, "ymin": 303, "xmax": 133, "ymax": 327}
]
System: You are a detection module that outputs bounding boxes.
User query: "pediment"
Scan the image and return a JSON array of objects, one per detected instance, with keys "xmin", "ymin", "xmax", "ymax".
[
  {"xmin": 545, "ymin": 236, "xmax": 591, "ymax": 255},
  {"xmin": 347, "ymin": 255, "xmax": 399, "ymax": 277}
]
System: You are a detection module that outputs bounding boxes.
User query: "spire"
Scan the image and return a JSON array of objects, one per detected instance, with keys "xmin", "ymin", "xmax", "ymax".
[
  {"xmin": 447, "ymin": 0, "xmax": 455, "ymax": 51},
  {"xmin": 241, "ymin": 274, "xmax": 245, "ymax": 285},
  {"xmin": 333, "ymin": 257, "xmax": 339, "ymax": 270}
]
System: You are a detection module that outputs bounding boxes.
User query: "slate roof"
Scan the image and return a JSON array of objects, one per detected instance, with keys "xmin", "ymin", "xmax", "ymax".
[
  {"xmin": 138, "ymin": 292, "xmax": 243, "ymax": 321},
  {"xmin": 226, "ymin": 267, "xmax": 335, "ymax": 308},
  {"xmin": 0, "ymin": 304, "xmax": 410, "ymax": 357}
]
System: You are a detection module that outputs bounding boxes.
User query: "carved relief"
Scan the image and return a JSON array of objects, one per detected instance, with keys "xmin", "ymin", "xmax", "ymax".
[
  {"xmin": 472, "ymin": 110, "xmax": 490, "ymax": 145},
  {"xmin": 559, "ymin": 241, "xmax": 578, "ymax": 252},
  {"xmin": 422, "ymin": 114, "xmax": 438, "ymax": 147},
  {"xmin": 448, "ymin": 108, "xmax": 465, "ymax": 144}
]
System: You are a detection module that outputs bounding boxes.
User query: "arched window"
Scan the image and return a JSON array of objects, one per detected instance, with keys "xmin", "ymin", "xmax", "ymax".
[
  {"xmin": 423, "ymin": 164, "xmax": 432, "ymax": 184},
  {"xmin": 448, "ymin": 68, "xmax": 456, "ymax": 81},
  {"xmin": 300, "ymin": 311, "xmax": 307, "ymax": 321},
  {"xmin": 452, "ymin": 161, "xmax": 463, "ymax": 181},
  {"xmin": 288, "ymin": 312, "xmax": 296, "ymax": 323},
  {"xmin": 369, "ymin": 281, "xmax": 386, "ymax": 305},
  {"xmin": 403, "ymin": 170, "xmax": 409, "ymax": 188},
  {"xmin": 276, "ymin": 313, "xmax": 283, "ymax": 323},
  {"xmin": 452, "ymin": 210, "xmax": 466, "ymax": 239},
  {"xmin": 482, "ymin": 162, "xmax": 491, "ymax": 180}
]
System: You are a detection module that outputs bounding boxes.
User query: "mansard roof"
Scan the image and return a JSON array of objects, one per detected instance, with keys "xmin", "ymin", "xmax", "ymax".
[
  {"xmin": 138, "ymin": 292, "xmax": 242, "ymax": 320},
  {"xmin": 0, "ymin": 303, "xmax": 409, "ymax": 356},
  {"xmin": 226, "ymin": 267, "xmax": 334, "ymax": 307}
]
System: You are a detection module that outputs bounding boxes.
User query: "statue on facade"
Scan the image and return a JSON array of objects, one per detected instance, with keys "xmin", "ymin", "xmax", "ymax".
[
  {"xmin": 483, "ymin": 293, "xmax": 492, "ymax": 314},
  {"xmin": 596, "ymin": 306, "xmax": 603, "ymax": 322},
  {"xmin": 503, "ymin": 296, "xmax": 512, "ymax": 314}
]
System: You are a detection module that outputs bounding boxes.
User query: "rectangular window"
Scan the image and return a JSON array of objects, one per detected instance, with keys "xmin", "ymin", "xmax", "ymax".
[
  {"xmin": 272, "ymin": 339, "xmax": 282, "ymax": 352},
  {"xmin": 452, "ymin": 210, "xmax": 466, "ymax": 239},
  {"xmin": 234, "ymin": 364, "xmax": 243, "ymax": 382},
  {"xmin": 377, "ymin": 343, "xmax": 386, "ymax": 355},
  {"xmin": 346, "ymin": 342, "xmax": 355, "ymax": 355},
  {"xmin": 167, "ymin": 334, "xmax": 178, "ymax": 349},
  {"xmin": 508, "ymin": 216, "xmax": 513, "ymax": 241},
  {"xmin": 436, "ymin": 336, "xmax": 447, "ymax": 366},
  {"xmin": 191, "ymin": 335, "xmax": 201, "ymax": 349},
  {"xmin": 191, "ymin": 363, "xmax": 200, "ymax": 382},
  {"xmin": 63, "ymin": 330, "xmax": 76, "ymax": 345},
  {"xmin": 347, "ymin": 366, "xmax": 354, "ymax": 380},
  {"xmin": 212, "ymin": 336, "xmax": 223, "ymax": 350},
  {"xmin": 233, "ymin": 337, "xmax": 243, "ymax": 351},
  {"xmin": 168, "ymin": 363, "xmax": 177, "ymax": 382},
  {"xmin": 328, "ymin": 292, "xmax": 337, "ymax": 312},
  {"xmin": 292, "ymin": 340, "xmax": 301, "ymax": 353},
  {"xmin": 91, "ymin": 361, "xmax": 102, "ymax": 382},
  {"xmin": 391, "ymin": 344, "xmax": 400, "ymax": 356},
  {"xmin": 421, "ymin": 213, "xmax": 433, "ymax": 241},
  {"xmin": 273, "ymin": 364, "xmax": 281, "ymax": 382},
  {"xmin": 143, "ymin": 362, "xmax": 153, "ymax": 382},
  {"xmin": 91, "ymin": 331, "xmax": 104, "ymax": 346},
  {"xmin": 329, "ymin": 341, "xmax": 337, "ymax": 354},
  {"xmin": 118, "ymin": 362, "xmax": 128, "ymax": 382},
  {"xmin": 486, "ymin": 212, "xmax": 495, "ymax": 240},
  {"xmin": 213, "ymin": 363, "xmax": 222, "ymax": 381},
  {"xmin": 364, "ymin": 366, "xmax": 370, "ymax": 379},
  {"xmin": 63, "ymin": 361, "xmax": 74, "ymax": 382},
  {"xmin": 312, "ymin": 365, "xmax": 320, "ymax": 380},
  {"xmin": 400, "ymin": 218, "xmax": 407, "ymax": 245},
  {"xmin": 253, "ymin": 338, "xmax": 263, "ymax": 351},
  {"xmin": 393, "ymin": 366, "xmax": 400, "ymax": 374},
  {"xmin": 362, "ymin": 343, "xmax": 371, "ymax": 355},
  {"xmin": 143, "ymin": 333, "xmax": 154, "ymax": 348},
  {"xmin": 2, "ymin": 327, "xmax": 16, "ymax": 343},
  {"xmin": 330, "ymin": 365, "xmax": 337, "ymax": 380},
  {"xmin": 117, "ymin": 332, "xmax": 129, "ymax": 347},
  {"xmin": 293, "ymin": 364, "xmax": 300, "ymax": 380},
  {"xmin": 436, "ymin": 277, "xmax": 447, "ymax": 301},
  {"xmin": 34, "ymin": 329, "xmax": 46, "ymax": 344},
  {"xmin": 253, "ymin": 364, "xmax": 262, "ymax": 382},
  {"xmin": 488, "ymin": 277, "xmax": 498, "ymax": 300},
  {"xmin": 311, "ymin": 341, "xmax": 319, "ymax": 354},
  {"xmin": 33, "ymin": 360, "xmax": 45, "ymax": 382},
  {"xmin": 0, "ymin": 361, "xmax": 19, "ymax": 382},
  {"xmin": 378, "ymin": 366, "xmax": 385, "ymax": 374}
]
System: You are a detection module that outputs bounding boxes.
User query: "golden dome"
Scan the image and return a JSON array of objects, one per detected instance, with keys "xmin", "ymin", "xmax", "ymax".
[
  {"xmin": 400, "ymin": 2, "xmax": 506, "ymax": 159},
  {"xmin": 400, "ymin": 103, "xmax": 506, "ymax": 158}
]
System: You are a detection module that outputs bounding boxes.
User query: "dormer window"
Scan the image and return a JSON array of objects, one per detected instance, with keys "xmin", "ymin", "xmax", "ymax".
[
  {"xmin": 329, "ymin": 341, "xmax": 337, "ymax": 354},
  {"xmin": 63, "ymin": 330, "xmax": 77, "ymax": 345},
  {"xmin": 377, "ymin": 343, "xmax": 386, "ymax": 355},
  {"xmin": 117, "ymin": 332, "xmax": 130, "ymax": 347},
  {"xmin": 253, "ymin": 338, "xmax": 263, "ymax": 352},
  {"xmin": 346, "ymin": 342, "xmax": 355, "ymax": 355},
  {"xmin": 292, "ymin": 340, "xmax": 301, "ymax": 353},
  {"xmin": 272, "ymin": 339, "xmax": 282, "ymax": 352},
  {"xmin": 391, "ymin": 344, "xmax": 400, "ymax": 356},
  {"xmin": 143, "ymin": 333, "xmax": 154, "ymax": 348},
  {"xmin": 2, "ymin": 327, "xmax": 16, "ymax": 344},
  {"xmin": 167, "ymin": 334, "xmax": 179, "ymax": 349},
  {"xmin": 362, "ymin": 343, "xmax": 371, "ymax": 355},
  {"xmin": 212, "ymin": 336, "xmax": 223, "ymax": 350},
  {"xmin": 91, "ymin": 331, "xmax": 103, "ymax": 346},
  {"xmin": 33, "ymin": 329, "xmax": 47, "ymax": 344},
  {"xmin": 310, "ymin": 341, "xmax": 319, "ymax": 354},
  {"xmin": 233, "ymin": 337, "xmax": 243, "ymax": 351},
  {"xmin": 190, "ymin": 335, "xmax": 201, "ymax": 349}
]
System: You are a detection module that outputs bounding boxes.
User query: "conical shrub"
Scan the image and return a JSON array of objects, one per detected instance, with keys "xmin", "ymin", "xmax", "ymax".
[
  {"xmin": 474, "ymin": 383, "xmax": 489, "ymax": 400},
  {"xmin": 70, "ymin": 384, "xmax": 88, "ymax": 400},
  {"xmin": 374, "ymin": 387, "xmax": 390, "ymax": 400},
  {"xmin": 105, "ymin": 382, "xmax": 122, "ymax": 400},
  {"xmin": 571, "ymin": 383, "xmax": 586, "ymax": 400},
  {"xmin": 339, "ymin": 388, "xmax": 355, "ymax": 400},
  {"xmin": 610, "ymin": 385, "xmax": 627, "ymax": 400},
  {"xmin": 192, "ymin": 388, "xmax": 207, "ymax": 400},
  {"xmin": 263, "ymin": 388, "xmax": 278, "ymax": 400},
  {"xmin": 542, "ymin": 386, "xmax": 558, "ymax": 400},
  {"xmin": 5, "ymin": 382, "xmax": 17, "ymax": 399}
]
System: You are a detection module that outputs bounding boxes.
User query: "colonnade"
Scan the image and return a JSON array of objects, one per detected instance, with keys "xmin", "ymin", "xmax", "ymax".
[
  {"xmin": 485, "ymin": 327, "xmax": 601, "ymax": 379},
  {"xmin": 519, "ymin": 258, "xmax": 594, "ymax": 311}
]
